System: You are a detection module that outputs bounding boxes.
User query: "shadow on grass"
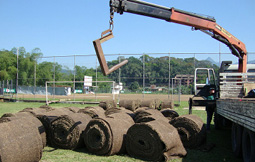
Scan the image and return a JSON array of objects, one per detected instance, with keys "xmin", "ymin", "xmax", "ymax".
[
  {"xmin": 182, "ymin": 125, "xmax": 243, "ymax": 162},
  {"xmin": 41, "ymin": 124, "xmax": 243, "ymax": 162}
]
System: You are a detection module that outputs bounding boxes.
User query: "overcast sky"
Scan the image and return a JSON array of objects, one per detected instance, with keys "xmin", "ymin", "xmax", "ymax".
[{"xmin": 0, "ymin": 0, "xmax": 254, "ymax": 65}]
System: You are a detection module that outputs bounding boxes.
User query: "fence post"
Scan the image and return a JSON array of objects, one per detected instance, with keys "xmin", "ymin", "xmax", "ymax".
[
  {"xmin": 45, "ymin": 81, "xmax": 48, "ymax": 105},
  {"xmin": 53, "ymin": 56, "xmax": 56, "ymax": 100},
  {"xmin": 168, "ymin": 53, "xmax": 171, "ymax": 99},
  {"xmin": 16, "ymin": 47, "xmax": 19, "ymax": 100},
  {"xmin": 73, "ymin": 55, "xmax": 76, "ymax": 101},
  {"xmin": 143, "ymin": 54, "xmax": 145, "ymax": 99}
]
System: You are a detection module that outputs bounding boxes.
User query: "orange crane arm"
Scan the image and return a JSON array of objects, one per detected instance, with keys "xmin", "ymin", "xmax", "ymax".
[
  {"xmin": 169, "ymin": 8, "xmax": 247, "ymax": 72},
  {"xmin": 94, "ymin": 0, "xmax": 247, "ymax": 75}
]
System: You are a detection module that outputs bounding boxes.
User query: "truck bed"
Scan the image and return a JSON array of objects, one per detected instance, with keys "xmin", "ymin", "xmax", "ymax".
[{"xmin": 217, "ymin": 98, "xmax": 255, "ymax": 132}]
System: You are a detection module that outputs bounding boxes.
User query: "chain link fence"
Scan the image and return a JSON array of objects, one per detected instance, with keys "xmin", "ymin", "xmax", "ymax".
[{"xmin": 1, "ymin": 52, "xmax": 254, "ymax": 104}]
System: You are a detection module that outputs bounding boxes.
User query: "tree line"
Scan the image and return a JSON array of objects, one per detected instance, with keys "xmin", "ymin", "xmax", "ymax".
[{"xmin": 0, "ymin": 48, "xmax": 218, "ymax": 92}]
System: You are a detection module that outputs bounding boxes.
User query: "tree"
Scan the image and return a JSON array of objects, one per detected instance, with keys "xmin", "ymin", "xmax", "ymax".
[{"xmin": 129, "ymin": 81, "xmax": 140, "ymax": 92}]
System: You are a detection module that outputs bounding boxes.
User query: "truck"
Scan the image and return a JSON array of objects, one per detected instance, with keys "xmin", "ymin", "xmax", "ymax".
[
  {"xmin": 93, "ymin": 0, "xmax": 254, "ymax": 161},
  {"xmin": 191, "ymin": 63, "xmax": 255, "ymax": 162}
]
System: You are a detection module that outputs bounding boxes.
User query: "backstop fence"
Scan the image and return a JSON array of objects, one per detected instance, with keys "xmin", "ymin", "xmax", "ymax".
[{"xmin": 1, "ymin": 52, "xmax": 254, "ymax": 104}]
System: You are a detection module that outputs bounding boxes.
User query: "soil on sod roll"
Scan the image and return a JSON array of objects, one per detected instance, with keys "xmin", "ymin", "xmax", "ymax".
[
  {"xmin": 50, "ymin": 113, "xmax": 92, "ymax": 150},
  {"xmin": 125, "ymin": 120, "xmax": 187, "ymax": 161},
  {"xmin": 0, "ymin": 117, "xmax": 43, "ymax": 162},
  {"xmin": 170, "ymin": 114, "xmax": 206, "ymax": 149},
  {"xmin": 84, "ymin": 112, "xmax": 134, "ymax": 156},
  {"xmin": 160, "ymin": 109, "xmax": 179, "ymax": 121},
  {"xmin": 78, "ymin": 107, "xmax": 105, "ymax": 118},
  {"xmin": 134, "ymin": 108, "xmax": 169, "ymax": 123},
  {"xmin": 99, "ymin": 100, "xmax": 117, "ymax": 110},
  {"xmin": 0, "ymin": 111, "xmax": 47, "ymax": 147}
]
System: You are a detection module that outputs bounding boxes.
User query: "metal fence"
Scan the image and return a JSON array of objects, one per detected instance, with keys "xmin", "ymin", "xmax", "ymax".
[{"xmin": 1, "ymin": 52, "xmax": 254, "ymax": 104}]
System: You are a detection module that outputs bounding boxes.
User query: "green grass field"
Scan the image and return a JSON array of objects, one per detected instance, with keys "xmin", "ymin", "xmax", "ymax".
[{"xmin": 0, "ymin": 101, "xmax": 242, "ymax": 162}]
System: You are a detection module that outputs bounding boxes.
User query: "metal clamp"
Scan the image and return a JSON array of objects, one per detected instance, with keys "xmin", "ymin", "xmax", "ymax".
[{"xmin": 93, "ymin": 29, "xmax": 128, "ymax": 76}]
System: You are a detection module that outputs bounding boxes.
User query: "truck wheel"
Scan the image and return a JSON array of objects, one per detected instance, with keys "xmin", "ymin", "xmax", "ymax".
[
  {"xmin": 242, "ymin": 128, "xmax": 255, "ymax": 162},
  {"xmin": 231, "ymin": 123, "xmax": 242, "ymax": 157}
]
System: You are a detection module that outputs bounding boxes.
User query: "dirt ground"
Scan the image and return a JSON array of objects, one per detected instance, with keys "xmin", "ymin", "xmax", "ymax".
[{"xmin": 15, "ymin": 93, "xmax": 193, "ymax": 102}]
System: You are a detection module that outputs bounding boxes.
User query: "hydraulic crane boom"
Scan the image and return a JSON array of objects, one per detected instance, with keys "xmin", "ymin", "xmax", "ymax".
[{"xmin": 94, "ymin": 0, "xmax": 247, "ymax": 75}]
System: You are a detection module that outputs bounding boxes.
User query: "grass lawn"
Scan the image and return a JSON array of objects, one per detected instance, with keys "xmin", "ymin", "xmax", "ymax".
[{"xmin": 0, "ymin": 101, "xmax": 242, "ymax": 162}]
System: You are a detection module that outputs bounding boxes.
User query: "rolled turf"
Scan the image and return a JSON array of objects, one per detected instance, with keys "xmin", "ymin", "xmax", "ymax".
[
  {"xmin": 160, "ymin": 109, "xmax": 179, "ymax": 121},
  {"xmin": 99, "ymin": 100, "xmax": 117, "ymax": 110},
  {"xmin": 161, "ymin": 100, "xmax": 173, "ymax": 109},
  {"xmin": 20, "ymin": 106, "xmax": 53, "ymax": 116},
  {"xmin": 36, "ymin": 108, "xmax": 75, "ymax": 146},
  {"xmin": 140, "ymin": 100, "xmax": 155, "ymax": 109},
  {"xmin": 105, "ymin": 107, "xmax": 134, "ymax": 119},
  {"xmin": 119, "ymin": 100, "xmax": 139, "ymax": 111},
  {"xmin": 78, "ymin": 107, "xmax": 105, "ymax": 118},
  {"xmin": 0, "ymin": 117, "xmax": 43, "ymax": 162},
  {"xmin": 125, "ymin": 120, "xmax": 187, "ymax": 161},
  {"xmin": 170, "ymin": 114, "xmax": 207, "ymax": 149},
  {"xmin": 0, "ymin": 111, "xmax": 47, "ymax": 148},
  {"xmin": 84, "ymin": 112, "xmax": 134, "ymax": 155},
  {"xmin": 50, "ymin": 113, "xmax": 92, "ymax": 150},
  {"xmin": 134, "ymin": 107, "xmax": 169, "ymax": 123}
]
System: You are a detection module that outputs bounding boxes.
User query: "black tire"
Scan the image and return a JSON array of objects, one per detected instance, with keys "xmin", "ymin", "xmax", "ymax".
[
  {"xmin": 231, "ymin": 123, "xmax": 242, "ymax": 157},
  {"xmin": 242, "ymin": 128, "xmax": 255, "ymax": 162}
]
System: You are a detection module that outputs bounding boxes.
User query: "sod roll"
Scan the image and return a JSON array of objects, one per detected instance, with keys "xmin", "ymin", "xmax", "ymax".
[
  {"xmin": 170, "ymin": 114, "xmax": 206, "ymax": 149},
  {"xmin": 161, "ymin": 109, "xmax": 179, "ymax": 121},
  {"xmin": 65, "ymin": 107, "xmax": 81, "ymax": 113},
  {"xmin": 99, "ymin": 100, "xmax": 117, "ymax": 110},
  {"xmin": 125, "ymin": 120, "xmax": 187, "ymax": 161},
  {"xmin": 119, "ymin": 100, "xmax": 139, "ymax": 111},
  {"xmin": 0, "ymin": 117, "xmax": 43, "ymax": 162},
  {"xmin": 37, "ymin": 108, "xmax": 74, "ymax": 146},
  {"xmin": 1, "ymin": 111, "xmax": 35, "ymax": 118},
  {"xmin": 140, "ymin": 100, "xmax": 155, "ymax": 109},
  {"xmin": 161, "ymin": 100, "xmax": 173, "ymax": 109},
  {"xmin": 78, "ymin": 107, "xmax": 105, "ymax": 118},
  {"xmin": 105, "ymin": 107, "xmax": 134, "ymax": 119},
  {"xmin": 0, "ymin": 111, "xmax": 47, "ymax": 148},
  {"xmin": 134, "ymin": 108, "xmax": 169, "ymax": 123},
  {"xmin": 84, "ymin": 112, "xmax": 134, "ymax": 155},
  {"xmin": 154, "ymin": 99, "xmax": 162, "ymax": 109},
  {"xmin": 20, "ymin": 107, "xmax": 52, "ymax": 116},
  {"xmin": 50, "ymin": 113, "xmax": 92, "ymax": 150}
]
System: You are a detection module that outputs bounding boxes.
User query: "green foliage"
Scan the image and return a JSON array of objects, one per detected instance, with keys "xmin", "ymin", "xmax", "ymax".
[
  {"xmin": 108, "ymin": 56, "xmax": 218, "ymax": 92},
  {"xmin": 0, "ymin": 48, "xmax": 219, "ymax": 91},
  {"xmin": 129, "ymin": 81, "xmax": 140, "ymax": 92}
]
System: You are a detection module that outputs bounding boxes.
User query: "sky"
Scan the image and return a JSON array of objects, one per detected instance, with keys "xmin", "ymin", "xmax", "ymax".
[{"xmin": 0, "ymin": 0, "xmax": 255, "ymax": 66}]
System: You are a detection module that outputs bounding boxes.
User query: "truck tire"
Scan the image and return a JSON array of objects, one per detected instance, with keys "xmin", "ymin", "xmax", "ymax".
[
  {"xmin": 231, "ymin": 123, "xmax": 242, "ymax": 157},
  {"xmin": 242, "ymin": 128, "xmax": 255, "ymax": 162}
]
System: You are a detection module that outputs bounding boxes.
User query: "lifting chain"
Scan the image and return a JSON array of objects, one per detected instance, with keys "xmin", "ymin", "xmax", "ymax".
[{"xmin": 109, "ymin": 7, "xmax": 114, "ymax": 31}]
